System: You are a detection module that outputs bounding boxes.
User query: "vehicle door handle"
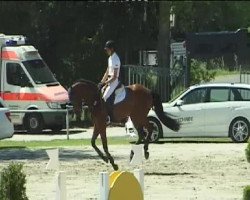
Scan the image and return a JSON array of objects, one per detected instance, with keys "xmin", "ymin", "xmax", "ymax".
[{"xmin": 4, "ymin": 91, "xmax": 11, "ymax": 93}]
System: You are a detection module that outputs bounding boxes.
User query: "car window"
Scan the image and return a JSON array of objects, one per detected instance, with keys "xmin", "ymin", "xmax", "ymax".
[
  {"xmin": 209, "ymin": 88, "xmax": 229, "ymax": 102},
  {"xmin": 230, "ymin": 88, "xmax": 243, "ymax": 101},
  {"xmin": 232, "ymin": 88, "xmax": 250, "ymax": 101},
  {"xmin": 182, "ymin": 88, "xmax": 206, "ymax": 105},
  {"xmin": 0, "ymin": 102, "xmax": 3, "ymax": 108},
  {"xmin": 6, "ymin": 63, "xmax": 30, "ymax": 86}
]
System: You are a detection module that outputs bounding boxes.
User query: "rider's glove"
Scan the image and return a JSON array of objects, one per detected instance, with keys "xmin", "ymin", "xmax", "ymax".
[{"xmin": 98, "ymin": 82, "xmax": 105, "ymax": 90}]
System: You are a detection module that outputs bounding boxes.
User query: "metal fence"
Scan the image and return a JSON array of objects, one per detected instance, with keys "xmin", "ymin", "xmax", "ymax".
[
  {"xmin": 121, "ymin": 65, "xmax": 187, "ymax": 102},
  {"xmin": 240, "ymin": 65, "xmax": 250, "ymax": 84},
  {"xmin": 10, "ymin": 105, "xmax": 73, "ymax": 140}
]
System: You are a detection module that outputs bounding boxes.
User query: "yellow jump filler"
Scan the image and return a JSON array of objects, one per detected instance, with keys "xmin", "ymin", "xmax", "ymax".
[{"xmin": 100, "ymin": 169, "xmax": 144, "ymax": 200}]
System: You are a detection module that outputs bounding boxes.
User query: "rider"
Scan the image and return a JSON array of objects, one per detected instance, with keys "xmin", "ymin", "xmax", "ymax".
[{"xmin": 99, "ymin": 40, "xmax": 121, "ymax": 124}]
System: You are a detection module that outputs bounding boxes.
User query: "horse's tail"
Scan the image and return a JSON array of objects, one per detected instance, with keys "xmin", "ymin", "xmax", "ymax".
[{"xmin": 151, "ymin": 92, "xmax": 180, "ymax": 132}]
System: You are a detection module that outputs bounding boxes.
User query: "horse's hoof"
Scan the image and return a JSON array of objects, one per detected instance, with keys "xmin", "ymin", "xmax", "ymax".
[
  {"xmin": 112, "ymin": 164, "xmax": 119, "ymax": 171},
  {"xmin": 145, "ymin": 151, "xmax": 149, "ymax": 160},
  {"xmin": 130, "ymin": 150, "xmax": 134, "ymax": 162}
]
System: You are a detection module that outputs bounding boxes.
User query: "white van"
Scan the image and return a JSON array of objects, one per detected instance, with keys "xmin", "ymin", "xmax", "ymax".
[{"xmin": 0, "ymin": 34, "xmax": 69, "ymax": 133}]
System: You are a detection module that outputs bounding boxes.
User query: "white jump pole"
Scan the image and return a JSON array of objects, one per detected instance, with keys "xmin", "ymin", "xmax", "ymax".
[
  {"xmin": 130, "ymin": 144, "xmax": 144, "ymax": 194},
  {"xmin": 46, "ymin": 149, "xmax": 67, "ymax": 200},
  {"xmin": 56, "ymin": 171, "xmax": 67, "ymax": 200},
  {"xmin": 99, "ymin": 172, "xmax": 109, "ymax": 200},
  {"xmin": 133, "ymin": 169, "xmax": 144, "ymax": 194},
  {"xmin": 130, "ymin": 144, "xmax": 143, "ymax": 165}
]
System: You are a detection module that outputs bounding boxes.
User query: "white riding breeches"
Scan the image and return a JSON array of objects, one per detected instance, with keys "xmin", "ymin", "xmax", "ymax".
[{"xmin": 102, "ymin": 79, "xmax": 119, "ymax": 101}]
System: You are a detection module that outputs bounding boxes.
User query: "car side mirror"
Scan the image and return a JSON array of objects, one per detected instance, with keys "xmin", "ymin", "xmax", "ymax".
[{"xmin": 176, "ymin": 99, "xmax": 184, "ymax": 106}]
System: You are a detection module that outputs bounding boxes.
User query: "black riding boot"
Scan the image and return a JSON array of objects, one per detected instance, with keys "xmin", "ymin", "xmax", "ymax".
[{"xmin": 105, "ymin": 93, "xmax": 115, "ymax": 123}]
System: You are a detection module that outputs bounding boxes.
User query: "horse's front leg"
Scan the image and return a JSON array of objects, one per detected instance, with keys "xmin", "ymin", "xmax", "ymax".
[
  {"xmin": 100, "ymin": 131, "xmax": 119, "ymax": 171},
  {"xmin": 143, "ymin": 121, "xmax": 154, "ymax": 160},
  {"xmin": 91, "ymin": 131, "xmax": 109, "ymax": 163}
]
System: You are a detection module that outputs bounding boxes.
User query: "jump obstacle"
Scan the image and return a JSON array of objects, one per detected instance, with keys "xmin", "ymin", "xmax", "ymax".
[
  {"xmin": 100, "ymin": 169, "xmax": 144, "ymax": 200},
  {"xmin": 46, "ymin": 144, "xmax": 145, "ymax": 200}
]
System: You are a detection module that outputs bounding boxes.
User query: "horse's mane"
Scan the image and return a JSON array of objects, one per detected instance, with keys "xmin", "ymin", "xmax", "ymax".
[{"xmin": 74, "ymin": 79, "xmax": 97, "ymax": 88}]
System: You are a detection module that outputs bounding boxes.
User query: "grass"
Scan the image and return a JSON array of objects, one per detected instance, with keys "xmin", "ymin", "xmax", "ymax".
[
  {"xmin": 0, "ymin": 136, "xmax": 133, "ymax": 149},
  {"xmin": 213, "ymin": 69, "xmax": 240, "ymax": 76},
  {"xmin": 0, "ymin": 137, "xmax": 236, "ymax": 150}
]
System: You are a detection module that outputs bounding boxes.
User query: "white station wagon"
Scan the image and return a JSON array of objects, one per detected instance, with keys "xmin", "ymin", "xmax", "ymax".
[
  {"xmin": 0, "ymin": 97, "xmax": 14, "ymax": 140},
  {"xmin": 126, "ymin": 83, "xmax": 250, "ymax": 143}
]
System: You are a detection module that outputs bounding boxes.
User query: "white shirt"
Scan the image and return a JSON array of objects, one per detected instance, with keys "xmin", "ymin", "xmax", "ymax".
[{"xmin": 108, "ymin": 52, "xmax": 120, "ymax": 77}]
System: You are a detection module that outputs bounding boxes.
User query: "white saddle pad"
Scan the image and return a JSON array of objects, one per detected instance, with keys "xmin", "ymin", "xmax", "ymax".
[{"xmin": 114, "ymin": 85, "xmax": 126, "ymax": 104}]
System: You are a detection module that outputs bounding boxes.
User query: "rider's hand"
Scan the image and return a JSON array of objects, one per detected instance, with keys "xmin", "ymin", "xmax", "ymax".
[{"xmin": 98, "ymin": 82, "xmax": 105, "ymax": 90}]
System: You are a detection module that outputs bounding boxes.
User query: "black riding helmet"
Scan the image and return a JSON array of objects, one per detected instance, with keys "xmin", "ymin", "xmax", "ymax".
[{"xmin": 104, "ymin": 40, "xmax": 115, "ymax": 50}]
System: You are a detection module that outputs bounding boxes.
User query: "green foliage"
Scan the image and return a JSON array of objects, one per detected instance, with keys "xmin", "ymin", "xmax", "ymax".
[
  {"xmin": 0, "ymin": 1, "xmax": 250, "ymax": 88},
  {"xmin": 245, "ymin": 143, "xmax": 250, "ymax": 163},
  {"xmin": 145, "ymin": 69, "xmax": 158, "ymax": 89},
  {"xmin": 190, "ymin": 59, "xmax": 216, "ymax": 85},
  {"xmin": 0, "ymin": 163, "xmax": 28, "ymax": 200},
  {"xmin": 243, "ymin": 185, "xmax": 250, "ymax": 200}
]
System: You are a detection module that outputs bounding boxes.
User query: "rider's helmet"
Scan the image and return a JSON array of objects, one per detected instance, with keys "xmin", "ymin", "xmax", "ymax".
[{"xmin": 104, "ymin": 40, "xmax": 115, "ymax": 50}]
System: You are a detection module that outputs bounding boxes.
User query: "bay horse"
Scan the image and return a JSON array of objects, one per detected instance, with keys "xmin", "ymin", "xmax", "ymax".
[{"xmin": 68, "ymin": 79, "xmax": 180, "ymax": 170}]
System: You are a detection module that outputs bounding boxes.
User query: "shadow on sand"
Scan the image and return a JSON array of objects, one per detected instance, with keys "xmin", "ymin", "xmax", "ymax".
[
  {"xmin": 0, "ymin": 148, "xmax": 123, "ymax": 162},
  {"xmin": 130, "ymin": 138, "xmax": 234, "ymax": 144},
  {"xmin": 145, "ymin": 172, "xmax": 194, "ymax": 176},
  {"xmin": 14, "ymin": 129, "xmax": 85, "ymax": 136}
]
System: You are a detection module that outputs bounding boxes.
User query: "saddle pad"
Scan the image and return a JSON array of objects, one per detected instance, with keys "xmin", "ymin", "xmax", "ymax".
[{"xmin": 114, "ymin": 85, "xmax": 126, "ymax": 104}]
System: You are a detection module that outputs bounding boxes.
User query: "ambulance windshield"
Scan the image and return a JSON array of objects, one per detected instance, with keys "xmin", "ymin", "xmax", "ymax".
[{"xmin": 22, "ymin": 59, "xmax": 58, "ymax": 84}]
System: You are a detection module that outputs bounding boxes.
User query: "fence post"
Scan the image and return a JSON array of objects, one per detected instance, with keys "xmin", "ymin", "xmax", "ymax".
[
  {"xmin": 66, "ymin": 106, "xmax": 69, "ymax": 140},
  {"xmin": 128, "ymin": 66, "xmax": 131, "ymax": 85}
]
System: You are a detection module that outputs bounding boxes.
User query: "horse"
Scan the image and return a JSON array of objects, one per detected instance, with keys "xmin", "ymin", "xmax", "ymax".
[{"xmin": 68, "ymin": 79, "xmax": 180, "ymax": 170}]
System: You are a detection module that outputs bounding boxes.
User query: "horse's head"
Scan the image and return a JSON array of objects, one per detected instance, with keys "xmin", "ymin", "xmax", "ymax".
[
  {"xmin": 68, "ymin": 80, "xmax": 100, "ymax": 120},
  {"xmin": 68, "ymin": 85, "xmax": 82, "ymax": 121}
]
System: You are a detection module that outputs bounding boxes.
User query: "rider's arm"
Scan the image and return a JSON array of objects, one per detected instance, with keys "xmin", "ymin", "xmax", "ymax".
[
  {"xmin": 105, "ymin": 68, "xmax": 118, "ymax": 85},
  {"xmin": 101, "ymin": 67, "xmax": 108, "ymax": 83}
]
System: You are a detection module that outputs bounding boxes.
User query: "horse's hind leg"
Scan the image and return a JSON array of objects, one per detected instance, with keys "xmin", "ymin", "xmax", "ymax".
[
  {"xmin": 100, "ymin": 132, "xmax": 119, "ymax": 171},
  {"xmin": 143, "ymin": 120, "xmax": 154, "ymax": 160},
  {"xmin": 130, "ymin": 120, "xmax": 150, "ymax": 160},
  {"xmin": 135, "ymin": 127, "xmax": 145, "ymax": 144},
  {"xmin": 130, "ymin": 126, "xmax": 149, "ymax": 161}
]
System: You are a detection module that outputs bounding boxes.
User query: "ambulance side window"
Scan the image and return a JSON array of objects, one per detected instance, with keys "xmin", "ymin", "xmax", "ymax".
[{"xmin": 6, "ymin": 63, "xmax": 29, "ymax": 86}]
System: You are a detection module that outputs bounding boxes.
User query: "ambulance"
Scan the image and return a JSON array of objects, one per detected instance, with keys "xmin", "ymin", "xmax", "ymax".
[{"xmin": 0, "ymin": 34, "xmax": 69, "ymax": 133}]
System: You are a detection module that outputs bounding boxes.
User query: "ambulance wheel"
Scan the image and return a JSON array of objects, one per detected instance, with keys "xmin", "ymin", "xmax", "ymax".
[{"xmin": 24, "ymin": 113, "xmax": 44, "ymax": 134}]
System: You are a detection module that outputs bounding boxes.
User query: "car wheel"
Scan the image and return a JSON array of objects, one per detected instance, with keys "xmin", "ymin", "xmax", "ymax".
[
  {"xmin": 148, "ymin": 117, "xmax": 163, "ymax": 142},
  {"xmin": 229, "ymin": 117, "xmax": 250, "ymax": 143},
  {"xmin": 24, "ymin": 113, "xmax": 44, "ymax": 134}
]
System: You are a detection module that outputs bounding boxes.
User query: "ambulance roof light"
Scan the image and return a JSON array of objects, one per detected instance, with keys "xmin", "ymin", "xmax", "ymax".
[
  {"xmin": 4, "ymin": 36, "xmax": 27, "ymax": 46},
  {"xmin": 5, "ymin": 40, "xmax": 17, "ymax": 46}
]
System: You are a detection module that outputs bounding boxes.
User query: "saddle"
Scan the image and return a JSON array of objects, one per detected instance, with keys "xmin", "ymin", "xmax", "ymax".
[
  {"xmin": 113, "ymin": 82, "xmax": 127, "ymax": 104},
  {"xmin": 101, "ymin": 82, "xmax": 129, "ymax": 122},
  {"xmin": 101, "ymin": 82, "xmax": 128, "ymax": 105}
]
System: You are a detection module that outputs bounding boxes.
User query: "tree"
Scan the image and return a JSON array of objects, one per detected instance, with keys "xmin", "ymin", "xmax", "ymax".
[{"xmin": 157, "ymin": 1, "xmax": 171, "ymax": 101}]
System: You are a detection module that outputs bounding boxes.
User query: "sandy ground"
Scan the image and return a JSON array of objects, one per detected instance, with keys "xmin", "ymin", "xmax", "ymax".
[{"xmin": 0, "ymin": 141, "xmax": 250, "ymax": 200}]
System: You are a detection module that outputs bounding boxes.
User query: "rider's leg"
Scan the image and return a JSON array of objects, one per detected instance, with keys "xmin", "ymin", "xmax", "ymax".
[
  {"xmin": 102, "ymin": 79, "xmax": 118, "ymax": 101},
  {"xmin": 102, "ymin": 80, "xmax": 119, "ymax": 122}
]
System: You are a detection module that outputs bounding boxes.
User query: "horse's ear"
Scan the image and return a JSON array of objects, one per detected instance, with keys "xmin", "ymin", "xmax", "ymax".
[{"xmin": 68, "ymin": 86, "xmax": 73, "ymax": 102}]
